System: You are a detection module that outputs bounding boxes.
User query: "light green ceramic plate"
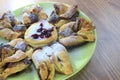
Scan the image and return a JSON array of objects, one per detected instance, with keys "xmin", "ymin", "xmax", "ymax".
[{"xmin": 0, "ymin": 2, "xmax": 97, "ymax": 80}]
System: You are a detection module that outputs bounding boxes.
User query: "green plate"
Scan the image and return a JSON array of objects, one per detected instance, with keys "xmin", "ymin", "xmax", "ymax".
[{"xmin": 0, "ymin": 2, "xmax": 97, "ymax": 80}]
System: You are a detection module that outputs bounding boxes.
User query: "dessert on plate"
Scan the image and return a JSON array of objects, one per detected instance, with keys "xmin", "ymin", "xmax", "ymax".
[
  {"xmin": 0, "ymin": 39, "xmax": 32, "ymax": 79},
  {"xmin": 32, "ymin": 42, "xmax": 73, "ymax": 80},
  {"xmin": 0, "ymin": 2, "xmax": 95, "ymax": 80}
]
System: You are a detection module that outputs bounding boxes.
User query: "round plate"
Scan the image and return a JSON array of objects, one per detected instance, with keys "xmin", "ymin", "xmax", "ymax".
[{"xmin": 0, "ymin": 2, "xmax": 97, "ymax": 80}]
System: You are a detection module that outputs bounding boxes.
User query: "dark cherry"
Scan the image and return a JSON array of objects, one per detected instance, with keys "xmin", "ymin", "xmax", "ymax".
[
  {"xmin": 31, "ymin": 34, "xmax": 39, "ymax": 39},
  {"xmin": 40, "ymin": 23, "xmax": 43, "ymax": 27},
  {"xmin": 45, "ymin": 33, "xmax": 51, "ymax": 38},
  {"xmin": 39, "ymin": 34, "xmax": 44, "ymax": 38},
  {"xmin": 37, "ymin": 27, "xmax": 43, "ymax": 32},
  {"xmin": 42, "ymin": 29, "xmax": 48, "ymax": 35}
]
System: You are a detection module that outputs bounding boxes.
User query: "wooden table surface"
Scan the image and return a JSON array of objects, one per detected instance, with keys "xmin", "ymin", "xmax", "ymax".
[{"xmin": 1, "ymin": 0, "xmax": 120, "ymax": 80}]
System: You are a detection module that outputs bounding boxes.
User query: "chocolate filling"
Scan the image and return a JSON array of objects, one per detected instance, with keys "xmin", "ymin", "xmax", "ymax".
[
  {"xmin": 48, "ymin": 11, "xmax": 60, "ymax": 24},
  {"xmin": 14, "ymin": 42, "xmax": 27, "ymax": 52},
  {"xmin": 0, "ymin": 44, "xmax": 16, "ymax": 61},
  {"xmin": 29, "ymin": 13, "xmax": 38, "ymax": 24},
  {"xmin": 13, "ymin": 24, "xmax": 27, "ymax": 32}
]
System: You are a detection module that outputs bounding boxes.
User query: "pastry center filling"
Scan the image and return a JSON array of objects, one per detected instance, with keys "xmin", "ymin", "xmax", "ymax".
[{"xmin": 31, "ymin": 21, "xmax": 53, "ymax": 39}]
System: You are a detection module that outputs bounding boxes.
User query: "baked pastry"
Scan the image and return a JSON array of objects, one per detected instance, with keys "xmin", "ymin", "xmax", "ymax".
[
  {"xmin": 1, "ymin": 58, "xmax": 31, "ymax": 79},
  {"xmin": 8, "ymin": 38, "xmax": 33, "ymax": 59},
  {"xmin": 0, "ymin": 11, "xmax": 25, "ymax": 41},
  {"xmin": 50, "ymin": 42, "xmax": 73, "ymax": 74},
  {"xmin": 0, "ymin": 11, "xmax": 19, "ymax": 26},
  {"xmin": 13, "ymin": 24, "xmax": 27, "ymax": 38},
  {"xmin": 0, "ymin": 20, "xmax": 12, "ymax": 29},
  {"xmin": 0, "ymin": 50, "xmax": 27, "ymax": 68},
  {"xmin": 32, "ymin": 42, "xmax": 73, "ymax": 80},
  {"xmin": 24, "ymin": 20, "xmax": 57, "ymax": 48},
  {"xmin": 32, "ymin": 49, "xmax": 55, "ymax": 80},
  {"xmin": 0, "ymin": 28, "xmax": 22, "ymax": 41},
  {"xmin": 0, "ymin": 40, "xmax": 32, "ymax": 80},
  {"xmin": 23, "ymin": 4, "xmax": 48, "ymax": 26},
  {"xmin": 54, "ymin": 3, "xmax": 69, "ymax": 15},
  {"xmin": 0, "ymin": 2, "xmax": 96, "ymax": 80},
  {"xmin": 59, "ymin": 17, "xmax": 95, "ymax": 47},
  {"xmin": 48, "ymin": 3, "xmax": 79, "ymax": 28},
  {"xmin": 0, "ymin": 44, "xmax": 16, "ymax": 62}
]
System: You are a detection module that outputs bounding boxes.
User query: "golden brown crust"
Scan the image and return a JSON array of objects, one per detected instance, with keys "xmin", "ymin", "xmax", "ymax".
[
  {"xmin": 1, "ymin": 59, "xmax": 31, "ymax": 79},
  {"xmin": 0, "ymin": 40, "xmax": 31, "ymax": 79},
  {"xmin": 59, "ymin": 17, "xmax": 95, "ymax": 47},
  {"xmin": 51, "ymin": 43, "xmax": 73, "ymax": 75},
  {"xmin": 0, "ymin": 28, "xmax": 21, "ymax": 41},
  {"xmin": 55, "ymin": 19, "xmax": 70, "ymax": 28},
  {"xmin": 8, "ymin": 38, "xmax": 33, "ymax": 59},
  {"xmin": 38, "ymin": 9, "xmax": 48, "ymax": 20},
  {"xmin": 32, "ymin": 49, "xmax": 55, "ymax": 80},
  {"xmin": 32, "ymin": 42, "xmax": 73, "ymax": 79},
  {"xmin": 0, "ymin": 45, "xmax": 15, "ymax": 61},
  {"xmin": 23, "ymin": 4, "xmax": 48, "ymax": 26},
  {"xmin": 54, "ymin": 3, "xmax": 69, "ymax": 15},
  {"xmin": 8, "ymin": 38, "xmax": 24, "ymax": 47},
  {"xmin": 0, "ymin": 50, "xmax": 27, "ymax": 68},
  {"xmin": 0, "ymin": 20, "xmax": 12, "ymax": 29}
]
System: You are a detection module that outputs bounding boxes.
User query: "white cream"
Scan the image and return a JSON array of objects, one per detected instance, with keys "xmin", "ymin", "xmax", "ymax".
[{"xmin": 39, "ymin": 20, "xmax": 53, "ymax": 30}]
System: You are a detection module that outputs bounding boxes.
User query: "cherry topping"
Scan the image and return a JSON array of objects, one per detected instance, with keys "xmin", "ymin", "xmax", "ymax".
[
  {"xmin": 39, "ymin": 34, "xmax": 44, "ymax": 38},
  {"xmin": 31, "ymin": 34, "xmax": 39, "ymax": 39},
  {"xmin": 42, "ymin": 29, "xmax": 48, "ymax": 35},
  {"xmin": 31, "ymin": 22, "xmax": 53, "ymax": 39},
  {"xmin": 40, "ymin": 23, "xmax": 43, "ymax": 27},
  {"xmin": 45, "ymin": 33, "xmax": 51, "ymax": 38},
  {"xmin": 37, "ymin": 27, "xmax": 43, "ymax": 32}
]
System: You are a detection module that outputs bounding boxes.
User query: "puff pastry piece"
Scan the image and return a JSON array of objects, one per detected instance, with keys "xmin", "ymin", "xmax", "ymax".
[
  {"xmin": 1, "ymin": 58, "xmax": 31, "ymax": 80},
  {"xmin": 54, "ymin": 3, "xmax": 69, "ymax": 15},
  {"xmin": 49, "ymin": 2, "xmax": 70, "ymax": 22},
  {"xmin": 59, "ymin": 31, "xmax": 95, "ymax": 47},
  {"xmin": 48, "ymin": 3, "xmax": 69, "ymax": 26},
  {"xmin": 0, "ymin": 44, "xmax": 16, "ymax": 62},
  {"xmin": 13, "ymin": 24, "xmax": 27, "ymax": 38},
  {"xmin": 51, "ymin": 42, "xmax": 73, "ymax": 74},
  {"xmin": 32, "ymin": 49, "xmax": 55, "ymax": 80},
  {"xmin": 48, "ymin": 4, "xmax": 79, "ymax": 28},
  {"xmin": 0, "ymin": 20, "xmax": 12, "ymax": 29},
  {"xmin": 0, "ymin": 11, "xmax": 19, "ymax": 27},
  {"xmin": 24, "ymin": 20, "xmax": 57, "ymax": 48},
  {"xmin": 60, "ymin": 5, "xmax": 79, "ymax": 21},
  {"xmin": 0, "ymin": 43, "xmax": 31, "ymax": 80},
  {"xmin": 48, "ymin": 11, "xmax": 70, "ymax": 28},
  {"xmin": 8, "ymin": 38, "xmax": 33, "ymax": 59},
  {"xmin": 8, "ymin": 38, "xmax": 27, "ymax": 51},
  {"xmin": 32, "ymin": 42, "xmax": 73, "ymax": 80},
  {"xmin": 0, "ymin": 28, "xmax": 22, "ymax": 41},
  {"xmin": 59, "ymin": 17, "xmax": 95, "ymax": 47},
  {"xmin": 23, "ymin": 4, "xmax": 48, "ymax": 26},
  {"xmin": 0, "ymin": 50, "xmax": 27, "ymax": 68}
]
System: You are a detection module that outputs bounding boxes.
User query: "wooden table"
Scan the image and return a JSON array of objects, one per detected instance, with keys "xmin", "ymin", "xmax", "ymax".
[{"xmin": 1, "ymin": 0, "xmax": 120, "ymax": 80}]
